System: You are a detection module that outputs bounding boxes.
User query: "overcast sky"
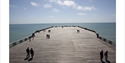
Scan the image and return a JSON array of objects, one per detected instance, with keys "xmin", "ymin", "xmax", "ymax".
[{"xmin": 9, "ymin": 0, "xmax": 116, "ymax": 24}]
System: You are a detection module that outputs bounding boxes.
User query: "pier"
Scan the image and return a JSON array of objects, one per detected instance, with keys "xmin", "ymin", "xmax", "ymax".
[{"xmin": 10, "ymin": 26, "xmax": 116, "ymax": 63}]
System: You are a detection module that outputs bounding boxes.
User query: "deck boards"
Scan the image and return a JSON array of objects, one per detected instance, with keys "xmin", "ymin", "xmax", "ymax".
[{"xmin": 10, "ymin": 27, "xmax": 116, "ymax": 63}]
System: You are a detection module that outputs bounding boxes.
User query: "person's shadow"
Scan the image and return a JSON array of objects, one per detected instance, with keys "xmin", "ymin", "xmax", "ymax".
[
  {"xmin": 24, "ymin": 56, "xmax": 29, "ymax": 60},
  {"xmin": 24, "ymin": 57, "xmax": 33, "ymax": 61},
  {"xmin": 28, "ymin": 58, "xmax": 33, "ymax": 61},
  {"xmin": 106, "ymin": 59, "xmax": 110, "ymax": 63},
  {"xmin": 101, "ymin": 59, "xmax": 111, "ymax": 63},
  {"xmin": 101, "ymin": 60, "xmax": 105, "ymax": 63}
]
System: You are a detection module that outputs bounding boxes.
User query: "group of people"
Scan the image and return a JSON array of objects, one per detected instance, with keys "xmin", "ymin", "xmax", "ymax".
[
  {"xmin": 26, "ymin": 47, "xmax": 34, "ymax": 59},
  {"xmin": 29, "ymin": 29, "xmax": 51, "ymax": 42},
  {"xmin": 100, "ymin": 50, "xmax": 109, "ymax": 63}
]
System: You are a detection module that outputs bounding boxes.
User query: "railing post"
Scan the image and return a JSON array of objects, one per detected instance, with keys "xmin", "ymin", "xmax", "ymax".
[
  {"xmin": 103, "ymin": 38, "xmax": 106, "ymax": 42},
  {"xmin": 109, "ymin": 40, "xmax": 112, "ymax": 45},
  {"xmin": 12, "ymin": 42, "xmax": 17, "ymax": 46},
  {"xmin": 19, "ymin": 40, "xmax": 23, "ymax": 43},
  {"xmin": 24, "ymin": 38, "xmax": 28, "ymax": 41},
  {"xmin": 96, "ymin": 33, "xmax": 99, "ymax": 38}
]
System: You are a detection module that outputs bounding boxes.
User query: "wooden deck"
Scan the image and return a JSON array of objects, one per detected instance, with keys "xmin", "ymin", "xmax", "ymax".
[{"xmin": 10, "ymin": 27, "xmax": 116, "ymax": 63}]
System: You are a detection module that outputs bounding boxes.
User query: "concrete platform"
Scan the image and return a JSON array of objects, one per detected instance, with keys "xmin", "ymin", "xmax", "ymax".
[{"xmin": 10, "ymin": 27, "xmax": 116, "ymax": 63}]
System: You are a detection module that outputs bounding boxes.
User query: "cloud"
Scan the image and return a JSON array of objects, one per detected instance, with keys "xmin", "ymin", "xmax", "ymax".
[
  {"xmin": 77, "ymin": 6, "xmax": 83, "ymax": 10},
  {"xmin": 50, "ymin": 0, "xmax": 76, "ymax": 7},
  {"xmin": 77, "ymin": 13, "xmax": 86, "ymax": 16},
  {"xmin": 10, "ymin": 5, "xmax": 18, "ymax": 8},
  {"xmin": 49, "ymin": 0, "xmax": 96, "ymax": 11},
  {"xmin": 61, "ymin": 0, "xmax": 76, "ymax": 7},
  {"xmin": 77, "ymin": 6, "xmax": 96, "ymax": 11},
  {"xmin": 23, "ymin": 7, "xmax": 27, "ymax": 10},
  {"xmin": 43, "ymin": 3, "xmax": 52, "ymax": 8},
  {"xmin": 31, "ymin": 2, "xmax": 40, "ymax": 6},
  {"xmin": 52, "ymin": 8, "xmax": 60, "ymax": 12}
]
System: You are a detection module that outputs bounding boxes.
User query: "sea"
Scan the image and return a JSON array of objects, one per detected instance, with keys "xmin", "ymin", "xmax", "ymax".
[{"xmin": 9, "ymin": 23, "xmax": 116, "ymax": 45}]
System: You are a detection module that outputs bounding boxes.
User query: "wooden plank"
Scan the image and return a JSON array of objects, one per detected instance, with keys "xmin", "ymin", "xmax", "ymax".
[{"xmin": 10, "ymin": 27, "xmax": 116, "ymax": 63}]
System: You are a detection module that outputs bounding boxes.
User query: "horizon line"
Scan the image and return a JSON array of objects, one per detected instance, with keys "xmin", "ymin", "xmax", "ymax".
[{"xmin": 10, "ymin": 22, "xmax": 116, "ymax": 25}]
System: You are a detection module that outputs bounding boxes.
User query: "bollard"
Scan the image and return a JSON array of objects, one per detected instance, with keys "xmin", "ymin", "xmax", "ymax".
[
  {"xmin": 103, "ymin": 38, "xmax": 106, "ymax": 42},
  {"xmin": 109, "ymin": 41, "xmax": 112, "ymax": 45},
  {"xmin": 12, "ymin": 42, "xmax": 17, "ymax": 46},
  {"xmin": 19, "ymin": 40, "xmax": 23, "ymax": 43},
  {"xmin": 24, "ymin": 38, "xmax": 28, "ymax": 41},
  {"xmin": 84, "ymin": 28, "xmax": 87, "ymax": 30},
  {"xmin": 96, "ymin": 33, "xmax": 99, "ymax": 38},
  {"xmin": 99, "ymin": 37, "xmax": 102, "ymax": 39}
]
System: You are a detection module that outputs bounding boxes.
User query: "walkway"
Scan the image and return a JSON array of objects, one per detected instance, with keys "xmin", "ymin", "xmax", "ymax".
[{"xmin": 10, "ymin": 27, "xmax": 116, "ymax": 63}]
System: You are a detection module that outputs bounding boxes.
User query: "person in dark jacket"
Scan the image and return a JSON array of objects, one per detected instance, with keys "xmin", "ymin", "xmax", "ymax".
[
  {"xmin": 105, "ymin": 51, "xmax": 108, "ymax": 61},
  {"xmin": 32, "ymin": 33, "xmax": 35, "ymax": 40},
  {"xmin": 26, "ymin": 47, "xmax": 30, "ymax": 58},
  {"xmin": 30, "ymin": 48, "xmax": 34, "ymax": 58},
  {"xmin": 100, "ymin": 50, "xmax": 103, "ymax": 62}
]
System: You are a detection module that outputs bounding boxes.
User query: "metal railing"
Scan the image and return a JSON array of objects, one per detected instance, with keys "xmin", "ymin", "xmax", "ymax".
[
  {"xmin": 10, "ymin": 26, "xmax": 115, "ymax": 48},
  {"xmin": 9, "ymin": 36, "xmax": 29, "ymax": 48},
  {"xmin": 78, "ymin": 26, "xmax": 115, "ymax": 46},
  {"xmin": 9, "ymin": 26, "xmax": 53, "ymax": 48}
]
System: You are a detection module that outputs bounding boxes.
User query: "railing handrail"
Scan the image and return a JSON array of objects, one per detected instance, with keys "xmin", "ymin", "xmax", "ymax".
[
  {"xmin": 10, "ymin": 26, "xmax": 53, "ymax": 48},
  {"xmin": 10, "ymin": 26, "xmax": 115, "ymax": 48},
  {"xmin": 77, "ymin": 26, "xmax": 115, "ymax": 46},
  {"xmin": 9, "ymin": 36, "xmax": 30, "ymax": 45}
]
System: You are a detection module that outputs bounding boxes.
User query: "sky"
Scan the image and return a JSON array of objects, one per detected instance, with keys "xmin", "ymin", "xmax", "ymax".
[{"xmin": 9, "ymin": 0, "xmax": 116, "ymax": 24}]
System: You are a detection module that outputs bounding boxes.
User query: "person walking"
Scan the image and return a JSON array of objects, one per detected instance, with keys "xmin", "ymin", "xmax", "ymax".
[
  {"xmin": 104, "ymin": 51, "xmax": 108, "ymax": 61},
  {"xmin": 29, "ymin": 36, "xmax": 31, "ymax": 42},
  {"xmin": 30, "ymin": 48, "xmax": 34, "ymax": 58},
  {"xmin": 32, "ymin": 33, "xmax": 35, "ymax": 40},
  {"xmin": 26, "ymin": 47, "xmax": 30, "ymax": 58},
  {"xmin": 100, "ymin": 50, "xmax": 103, "ymax": 62}
]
